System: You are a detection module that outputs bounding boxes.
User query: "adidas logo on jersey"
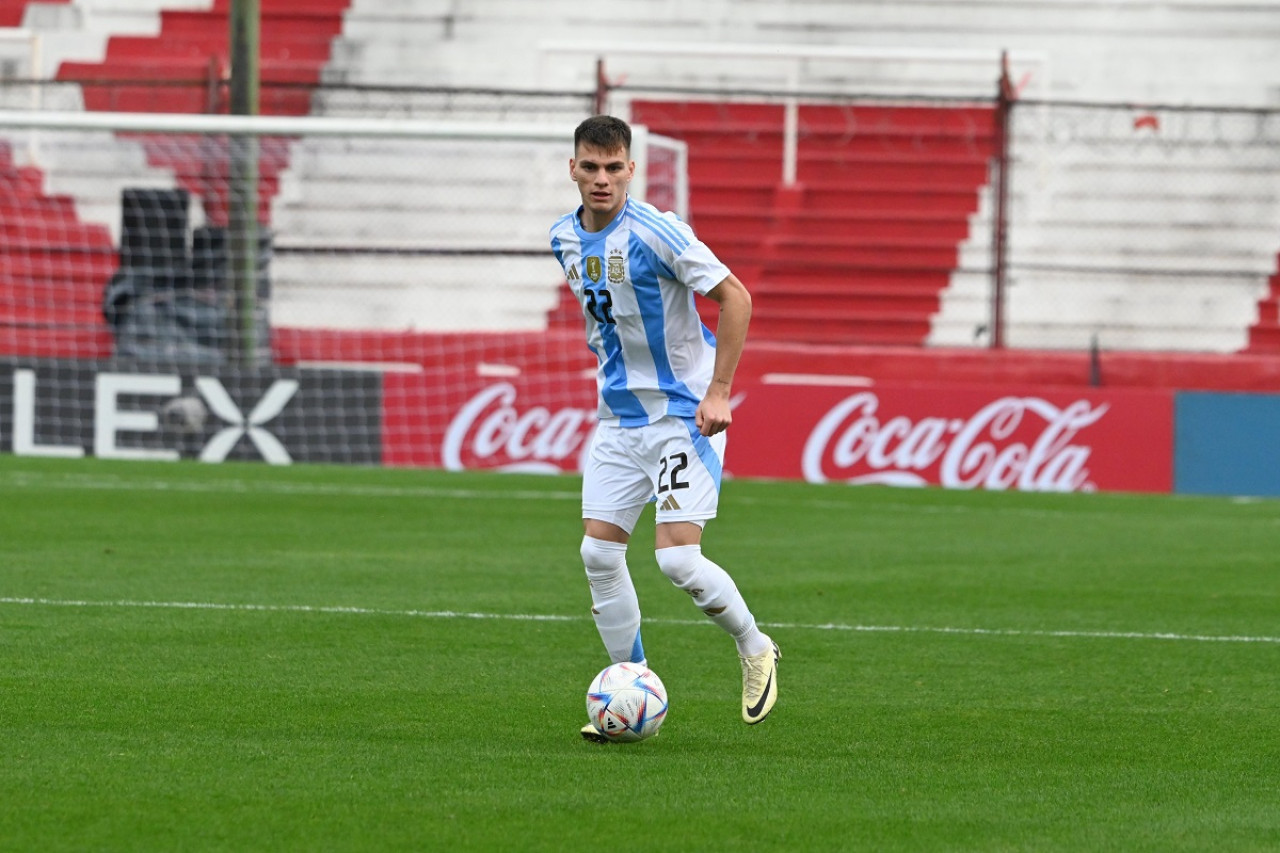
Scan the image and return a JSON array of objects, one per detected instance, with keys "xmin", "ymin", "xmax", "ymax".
[
  {"xmin": 566, "ymin": 264, "xmax": 580, "ymax": 282},
  {"xmin": 658, "ymin": 495, "xmax": 682, "ymax": 512}
]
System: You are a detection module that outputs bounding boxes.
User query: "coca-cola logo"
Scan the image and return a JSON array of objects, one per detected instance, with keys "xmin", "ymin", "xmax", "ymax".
[
  {"xmin": 801, "ymin": 393, "xmax": 1110, "ymax": 491},
  {"xmin": 443, "ymin": 382, "xmax": 597, "ymax": 473}
]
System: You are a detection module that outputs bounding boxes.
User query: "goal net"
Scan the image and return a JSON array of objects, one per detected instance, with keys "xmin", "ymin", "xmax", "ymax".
[{"xmin": 0, "ymin": 110, "xmax": 688, "ymax": 469}]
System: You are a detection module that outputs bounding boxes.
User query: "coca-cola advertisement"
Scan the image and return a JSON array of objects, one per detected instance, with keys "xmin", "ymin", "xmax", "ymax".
[
  {"xmin": 382, "ymin": 372, "xmax": 1174, "ymax": 494},
  {"xmin": 381, "ymin": 371, "xmax": 597, "ymax": 472},
  {"xmin": 729, "ymin": 382, "xmax": 1173, "ymax": 493}
]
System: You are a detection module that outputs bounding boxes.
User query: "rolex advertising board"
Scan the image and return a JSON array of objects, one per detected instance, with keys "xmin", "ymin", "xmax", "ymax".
[{"xmin": 0, "ymin": 359, "xmax": 382, "ymax": 465}]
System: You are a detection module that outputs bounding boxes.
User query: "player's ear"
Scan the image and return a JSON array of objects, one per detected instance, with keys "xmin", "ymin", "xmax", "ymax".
[{"xmin": 569, "ymin": 158, "xmax": 577, "ymax": 179}]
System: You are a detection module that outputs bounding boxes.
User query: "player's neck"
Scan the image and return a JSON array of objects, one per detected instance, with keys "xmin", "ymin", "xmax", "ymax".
[{"xmin": 579, "ymin": 197, "xmax": 627, "ymax": 233}]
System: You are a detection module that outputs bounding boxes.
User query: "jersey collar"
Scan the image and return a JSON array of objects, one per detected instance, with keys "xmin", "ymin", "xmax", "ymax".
[{"xmin": 574, "ymin": 195, "xmax": 630, "ymax": 241}]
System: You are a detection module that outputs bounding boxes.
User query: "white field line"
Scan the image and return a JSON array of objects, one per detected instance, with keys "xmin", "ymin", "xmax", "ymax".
[
  {"xmin": 4, "ymin": 470, "xmax": 1274, "ymax": 521},
  {"xmin": 0, "ymin": 471, "xmax": 581, "ymax": 501},
  {"xmin": 2, "ymin": 596, "xmax": 1278, "ymax": 645}
]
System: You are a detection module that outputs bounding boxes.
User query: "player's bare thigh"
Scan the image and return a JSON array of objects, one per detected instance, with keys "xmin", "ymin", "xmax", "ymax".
[
  {"xmin": 583, "ymin": 518, "xmax": 630, "ymax": 543},
  {"xmin": 582, "ymin": 518, "xmax": 703, "ymax": 548}
]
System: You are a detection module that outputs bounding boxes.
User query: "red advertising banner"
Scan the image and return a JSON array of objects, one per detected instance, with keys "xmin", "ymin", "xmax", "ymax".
[
  {"xmin": 729, "ymin": 381, "xmax": 1173, "ymax": 493},
  {"xmin": 382, "ymin": 372, "xmax": 1174, "ymax": 493},
  {"xmin": 382, "ymin": 370, "xmax": 597, "ymax": 472}
]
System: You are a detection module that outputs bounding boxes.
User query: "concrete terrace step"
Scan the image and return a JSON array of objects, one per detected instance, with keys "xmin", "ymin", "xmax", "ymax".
[
  {"xmin": 162, "ymin": 6, "xmax": 349, "ymax": 29},
  {"xmin": 0, "ymin": 244, "xmax": 114, "ymax": 271},
  {"xmin": 105, "ymin": 34, "xmax": 335, "ymax": 64},
  {"xmin": 694, "ymin": 209, "xmax": 974, "ymax": 242},
  {"xmin": 1038, "ymin": 192, "xmax": 1280, "ymax": 223},
  {"xmin": 0, "ymin": 326, "xmax": 114, "ymax": 360},
  {"xmin": 270, "ymin": 253, "xmax": 560, "ymax": 333},
  {"xmin": 0, "ymin": 220, "xmax": 112, "ymax": 243},
  {"xmin": 209, "ymin": 0, "xmax": 351, "ymax": 12},
  {"xmin": 61, "ymin": 57, "xmax": 328, "ymax": 83},
  {"xmin": 668, "ymin": 135, "xmax": 995, "ymax": 161},
  {"xmin": 685, "ymin": 166, "xmax": 987, "ymax": 193},
  {"xmin": 0, "ymin": 298, "xmax": 104, "ymax": 325},
  {"xmin": 0, "ymin": 266, "xmax": 115, "ymax": 289},
  {"xmin": 269, "ymin": 207, "xmax": 553, "ymax": 248},
  {"xmin": 0, "ymin": 0, "xmax": 71, "ymax": 28},
  {"xmin": 1012, "ymin": 221, "xmax": 1280, "ymax": 256},
  {"xmin": 271, "ymin": 326, "xmax": 591, "ymax": 374},
  {"xmin": 753, "ymin": 288, "xmax": 942, "ymax": 316},
  {"xmin": 0, "ymin": 166, "xmax": 51, "ymax": 201},
  {"xmin": 635, "ymin": 99, "xmax": 994, "ymax": 121},
  {"xmin": 1001, "ymin": 322, "xmax": 1251, "ymax": 353},
  {"xmin": 751, "ymin": 273, "xmax": 959, "ymax": 297},
  {"xmin": 1000, "ymin": 243, "xmax": 1277, "ymax": 273},
  {"xmin": 750, "ymin": 311, "xmax": 933, "ymax": 346},
  {"xmin": 692, "ymin": 181, "xmax": 986, "ymax": 215},
  {"xmin": 720, "ymin": 241, "xmax": 961, "ymax": 272},
  {"xmin": 0, "ymin": 196, "xmax": 80, "ymax": 218},
  {"xmin": 1247, "ymin": 325, "xmax": 1280, "ymax": 353},
  {"xmin": 689, "ymin": 157, "xmax": 989, "ymax": 185}
]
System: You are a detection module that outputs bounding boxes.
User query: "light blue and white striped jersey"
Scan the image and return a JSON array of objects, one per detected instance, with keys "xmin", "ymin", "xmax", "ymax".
[{"xmin": 550, "ymin": 196, "xmax": 731, "ymax": 427}]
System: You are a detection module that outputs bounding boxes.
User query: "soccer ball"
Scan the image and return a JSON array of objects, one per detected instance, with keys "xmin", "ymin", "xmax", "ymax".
[{"xmin": 585, "ymin": 662, "xmax": 668, "ymax": 742}]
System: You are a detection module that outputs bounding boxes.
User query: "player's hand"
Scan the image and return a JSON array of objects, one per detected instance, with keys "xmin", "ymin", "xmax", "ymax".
[{"xmin": 695, "ymin": 395, "xmax": 732, "ymax": 436}]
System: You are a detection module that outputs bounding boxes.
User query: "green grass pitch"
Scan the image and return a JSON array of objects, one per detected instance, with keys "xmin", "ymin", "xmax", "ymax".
[{"xmin": 2, "ymin": 454, "xmax": 1278, "ymax": 851}]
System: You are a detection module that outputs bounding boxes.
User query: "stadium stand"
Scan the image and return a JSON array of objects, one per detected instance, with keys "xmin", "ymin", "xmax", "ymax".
[
  {"xmin": 0, "ymin": 0, "xmax": 64, "ymax": 28},
  {"xmin": 0, "ymin": 135, "xmax": 114, "ymax": 358},
  {"xmin": 939, "ymin": 108, "xmax": 1280, "ymax": 354},
  {"xmin": 1, "ymin": 0, "xmax": 1278, "ymax": 382},
  {"xmin": 626, "ymin": 100, "xmax": 995, "ymax": 347},
  {"xmin": 0, "ymin": 0, "xmax": 349, "ymax": 358},
  {"xmin": 1252, "ymin": 262, "xmax": 1280, "ymax": 354},
  {"xmin": 58, "ymin": 0, "xmax": 346, "ymax": 114},
  {"xmin": 56, "ymin": 0, "xmax": 347, "ymax": 220},
  {"xmin": 268, "ymin": 133, "xmax": 568, "ymax": 334},
  {"xmin": 314, "ymin": 0, "xmax": 1280, "ymax": 364},
  {"xmin": 323, "ymin": 0, "xmax": 1280, "ymax": 105}
]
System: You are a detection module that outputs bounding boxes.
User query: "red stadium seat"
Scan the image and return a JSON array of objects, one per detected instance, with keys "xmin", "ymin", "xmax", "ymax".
[{"xmin": 630, "ymin": 100, "xmax": 995, "ymax": 347}]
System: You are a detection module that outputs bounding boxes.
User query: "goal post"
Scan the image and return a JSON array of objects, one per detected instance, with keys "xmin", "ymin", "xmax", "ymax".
[{"xmin": 0, "ymin": 109, "xmax": 687, "ymax": 468}]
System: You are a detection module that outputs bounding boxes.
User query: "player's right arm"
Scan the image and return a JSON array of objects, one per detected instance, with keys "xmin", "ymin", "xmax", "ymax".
[{"xmin": 695, "ymin": 273, "xmax": 752, "ymax": 437}]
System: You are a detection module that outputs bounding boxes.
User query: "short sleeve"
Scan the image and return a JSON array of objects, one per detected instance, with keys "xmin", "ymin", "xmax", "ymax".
[{"xmin": 672, "ymin": 236, "xmax": 732, "ymax": 296}]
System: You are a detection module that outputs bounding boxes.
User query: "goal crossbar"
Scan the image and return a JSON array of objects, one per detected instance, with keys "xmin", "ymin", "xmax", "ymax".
[{"xmin": 0, "ymin": 109, "xmax": 578, "ymax": 141}]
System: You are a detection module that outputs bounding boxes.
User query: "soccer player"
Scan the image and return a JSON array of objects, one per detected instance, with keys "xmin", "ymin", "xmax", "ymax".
[{"xmin": 549, "ymin": 115, "xmax": 780, "ymax": 741}]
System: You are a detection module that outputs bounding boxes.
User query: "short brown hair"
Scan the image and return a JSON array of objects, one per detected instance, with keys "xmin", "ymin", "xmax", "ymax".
[{"xmin": 574, "ymin": 115, "xmax": 631, "ymax": 155}]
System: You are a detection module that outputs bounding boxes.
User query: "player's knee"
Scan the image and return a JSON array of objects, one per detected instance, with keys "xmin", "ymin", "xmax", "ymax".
[
  {"xmin": 654, "ymin": 544, "xmax": 702, "ymax": 589},
  {"xmin": 581, "ymin": 536, "xmax": 628, "ymax": 576}
]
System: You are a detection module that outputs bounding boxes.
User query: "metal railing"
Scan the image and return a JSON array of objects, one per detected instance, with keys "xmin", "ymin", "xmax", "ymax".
[{"xmin": 2, "ymin": 73, "xmax": 1278, "ymax": 355}]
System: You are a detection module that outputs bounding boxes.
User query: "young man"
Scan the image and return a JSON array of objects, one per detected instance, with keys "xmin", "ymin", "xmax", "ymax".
[{"xmin": 549, "ymin": 115, "xmax": 779, "ymax": 741}]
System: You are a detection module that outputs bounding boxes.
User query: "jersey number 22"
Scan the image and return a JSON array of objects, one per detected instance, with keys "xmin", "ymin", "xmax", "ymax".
[{"xmin": 585, "ymin": 287, "xmax": 615, "ymax": 324}]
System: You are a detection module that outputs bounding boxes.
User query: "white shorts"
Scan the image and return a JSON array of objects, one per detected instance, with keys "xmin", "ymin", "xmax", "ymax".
[{"xmin": 582, "ymin": 416, "xmax": 727, "ymax": 534}]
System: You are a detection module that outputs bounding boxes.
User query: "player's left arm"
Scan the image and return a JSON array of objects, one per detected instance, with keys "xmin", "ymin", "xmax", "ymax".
[{"xmin": 696, "ymin": 273, "xmax": 752, "ymax": 437}]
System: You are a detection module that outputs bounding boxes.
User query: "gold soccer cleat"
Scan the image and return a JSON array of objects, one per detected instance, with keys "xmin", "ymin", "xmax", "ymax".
[{"xmin": 740, "ymin": 639, "xmax": 780, "ymax": 724}]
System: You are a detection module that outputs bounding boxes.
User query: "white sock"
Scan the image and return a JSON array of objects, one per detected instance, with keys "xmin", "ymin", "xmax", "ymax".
[
  {"xmin": 581, "ymin": 536, "xmax": 644, "ymax": 664},
  {"xmin": 654, "ymin": 544, "xmax": 770, "ymax": 657}
]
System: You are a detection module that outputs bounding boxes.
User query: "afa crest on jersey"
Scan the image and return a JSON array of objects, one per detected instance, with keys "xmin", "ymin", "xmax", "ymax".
[{"xmin": 607, "ymin": 250, "xmax": 627, "ymax": 284}]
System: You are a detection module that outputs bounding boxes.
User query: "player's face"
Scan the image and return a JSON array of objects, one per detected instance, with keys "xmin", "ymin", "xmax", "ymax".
[{"xmin": 570, "ymin": 144, "xmax": 634, "ymax": 228}]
